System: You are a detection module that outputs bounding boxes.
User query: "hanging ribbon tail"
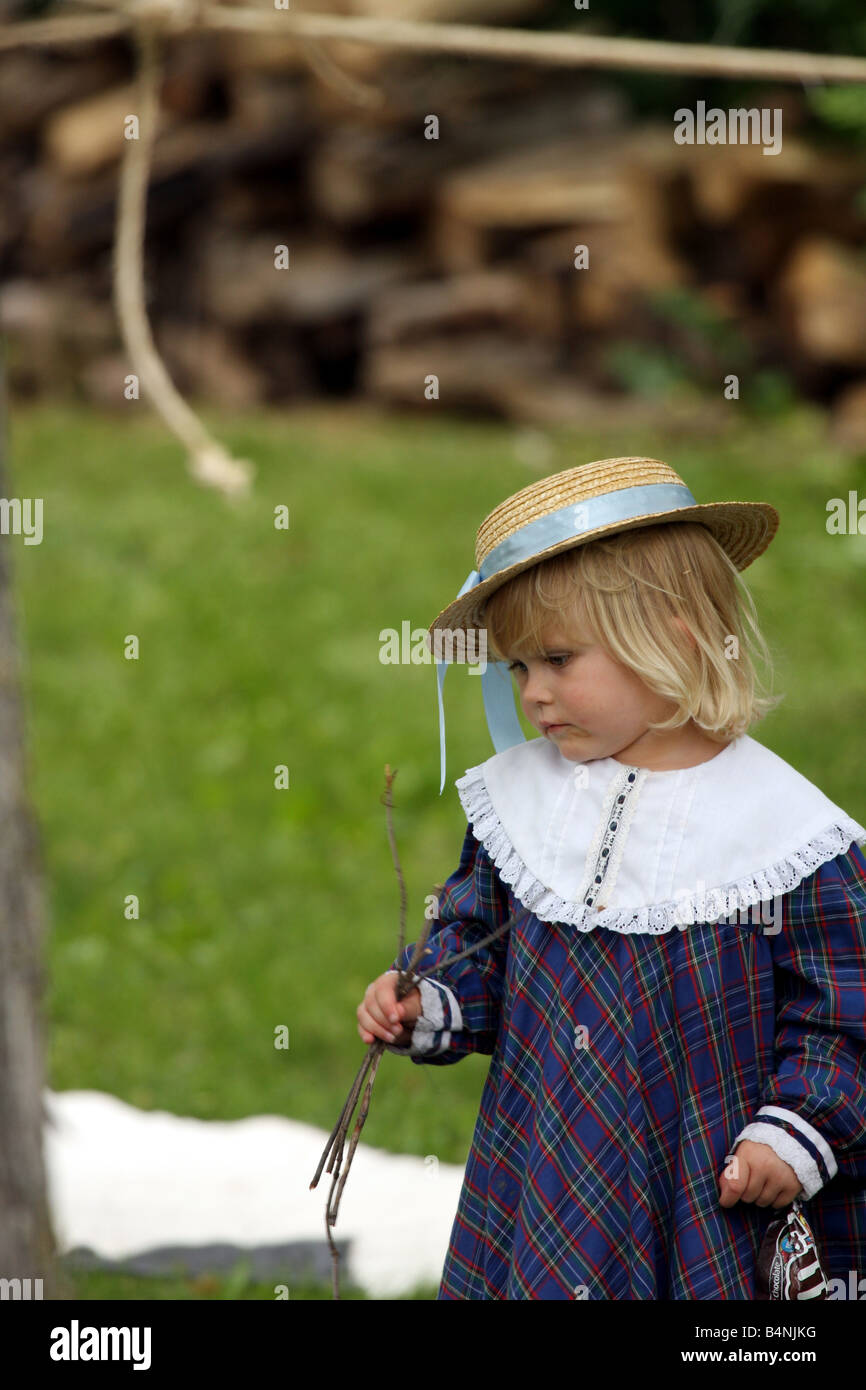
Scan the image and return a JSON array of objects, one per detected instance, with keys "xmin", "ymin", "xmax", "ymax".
[
  {"xmin": 438, "ymin": 656, "xmax": 525, "ymax": 794},
  {"xmin": 435, "ymin": 566, "xmax": 481, "ymax": 796},
  {"xmin": 481, "ymin": 659, "xmax": 526, "ymax": 753},
  {"xmin": 435, "ymin": 566, "xmax": 527, "ymax": 794},
  {"xmin": 437, "ymin": 655, "xmax": 449, "ymax": 796}
]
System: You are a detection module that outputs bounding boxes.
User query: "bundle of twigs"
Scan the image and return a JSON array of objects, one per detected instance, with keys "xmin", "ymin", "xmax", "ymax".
[{"xmin": 309, "ymin": 763, "xmax": 517, "ymax": 1299}]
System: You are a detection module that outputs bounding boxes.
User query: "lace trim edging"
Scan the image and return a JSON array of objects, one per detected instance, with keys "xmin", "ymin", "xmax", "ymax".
[{"xmin": 455, "ymin": 765, "xmax": 866, "ymax": 936}]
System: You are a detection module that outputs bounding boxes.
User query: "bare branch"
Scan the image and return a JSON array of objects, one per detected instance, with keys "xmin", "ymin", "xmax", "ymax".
[{"xmin": 310, "ymin": 765, "xmax": 518, "ymax": 1298}]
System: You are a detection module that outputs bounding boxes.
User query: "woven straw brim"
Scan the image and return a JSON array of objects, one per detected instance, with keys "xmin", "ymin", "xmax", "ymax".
[{"xmin": 428, "ymin": 457, "xmax": 779, "ymax": 639}]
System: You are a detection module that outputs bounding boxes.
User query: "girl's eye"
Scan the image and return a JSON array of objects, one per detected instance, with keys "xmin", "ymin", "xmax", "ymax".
[{"xmin": 507, "ymin": 654, "xmax": 572, "ymax": 672}]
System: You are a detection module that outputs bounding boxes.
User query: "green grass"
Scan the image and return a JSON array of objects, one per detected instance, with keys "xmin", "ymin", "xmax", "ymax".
[{"xmin": 6, "ymin": 398, "xmax": 866, "ymax": 1297}]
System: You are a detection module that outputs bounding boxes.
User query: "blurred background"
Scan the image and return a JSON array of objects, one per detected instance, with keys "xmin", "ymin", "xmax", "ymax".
[
  {"xmin": 3, "ymin": 0, "xmax": 866, "ymax": 432},
  {"xmin": 0, "ymin": 0, "xmax": 865, "ymax": 1301}
]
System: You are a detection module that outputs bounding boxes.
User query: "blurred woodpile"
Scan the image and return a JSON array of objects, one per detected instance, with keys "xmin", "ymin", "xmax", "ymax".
[{"xmin": 1, "ymin": 0, "xmax": 866, "ymax": 442}]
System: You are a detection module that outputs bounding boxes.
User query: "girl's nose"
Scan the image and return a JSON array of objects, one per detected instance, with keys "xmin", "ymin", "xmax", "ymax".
[{"xmin": 520, "ymin": 666, "xmax": 551, "ymax": 705}]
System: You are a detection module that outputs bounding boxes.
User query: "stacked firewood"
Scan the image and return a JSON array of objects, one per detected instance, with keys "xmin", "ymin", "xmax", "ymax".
[{"xmin": 1, "ymin": 0, "xmax": 865, "ymax": 441}]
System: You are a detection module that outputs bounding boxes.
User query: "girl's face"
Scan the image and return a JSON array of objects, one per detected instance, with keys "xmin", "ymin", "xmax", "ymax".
[{"xmin": 506, "ymin": 618, "xmax": 694, "ymax": 769}]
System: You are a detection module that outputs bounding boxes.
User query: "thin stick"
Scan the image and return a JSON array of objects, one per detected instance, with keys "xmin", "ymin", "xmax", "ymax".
[
  {"xmin": 382, "ymin": 765, "xmax": 408, "ymax": 961},
  {"xmin": 5, "ymin": 7, "xmax": 866, "ymax": 82},
  {"xmin": 309, "ymin": 1049, "xmax": 376, "ymax": 1188},
  {"xmin": 309, "ymin": 766, "xmax": 518, "ymax": 1298},
  {"xmin": 412, "ymin": 913, "xmax": 517, "ymax": 981},
  {"xmin": 330, "ymin": 1047, "xmax": 384, "ymax": 1225}
]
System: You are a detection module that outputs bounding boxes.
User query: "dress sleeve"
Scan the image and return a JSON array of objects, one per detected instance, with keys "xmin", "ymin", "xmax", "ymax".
[
  {"xmin": 382, "ymin": 821, "xmax": 513, "ymax": 1067},
  {"xmin": 729, "ymin": 838, "xmax": 866, "ymax": 1198}
]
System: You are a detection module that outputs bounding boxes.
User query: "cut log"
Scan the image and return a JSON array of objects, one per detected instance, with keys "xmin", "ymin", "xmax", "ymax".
[
  {"xmin": 0, "ymin": 277, "xmax": 116, "ymax": 399},
  {"xmin": 42, "ymin": 84, "xmax": 174, "ymax": 178},
  {"xmin": 436, "ymin": 135, "xmax": 630, "ymax": 227},
  {"xmin": 778, "ymin": 237, "xmax": 866, "ymax": 367},
  {"xmin": 312, "ymin": 81, "xmax": 625, "ymax": 225},
  {"xmin": 688, "ymin": 136, "xmax": 866, "ymax": 223},
  {"xmin": 432, "ymin": 132, "xmax": 686, "ymax": 303},
  {"xmin": 0, "ymin": 50, "xmax": 124, "ymax": 137},
  {"xmin": 431, "ymin": 131, "xmax": 681, "ymax": 275},
  {"xmin": 156, "ymin": 323, "xmax": 267, "ymax": 408},
  {"xmin": 25, "ymin": 108, "xmax": 312, "ymax": 266},
  {"xmin": 362, "ymin": 332, "xmax": 558, "ymax": 412},
  {"xmin": 831, "ymin": 379, "xmax": 866, "ymax": 452},
  {"xmin": 366, "ymin": 268, "xmax": 564, "ymax": 345},
  {"xmin": 201, "ymin": 232, "xmax": 423, "ymax": 325}
]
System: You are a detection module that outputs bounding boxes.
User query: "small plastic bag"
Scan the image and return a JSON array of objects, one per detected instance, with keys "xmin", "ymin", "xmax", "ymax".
[{"xmin": 755, "ymin": 1197, "xmax": 830, "ymax": 1300}]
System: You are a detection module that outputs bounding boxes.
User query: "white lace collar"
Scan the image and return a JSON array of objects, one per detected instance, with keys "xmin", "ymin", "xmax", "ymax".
[{"xmin": 454, "ymin": 734, "xmax": 866, "ymax": 935}]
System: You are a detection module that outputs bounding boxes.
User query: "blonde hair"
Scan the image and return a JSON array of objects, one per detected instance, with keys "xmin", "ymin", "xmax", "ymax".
[{"xmin": 480, "ymin": 521, "xmax": 783, "ymax": 742}]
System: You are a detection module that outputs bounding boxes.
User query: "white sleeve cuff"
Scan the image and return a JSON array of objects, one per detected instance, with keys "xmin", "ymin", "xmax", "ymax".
[
  {"xmin": 382, "ymin": 974, "xmax": 463, "ymax": 1057},
  {"xmin": 730, "ymin": 1106, "xmax": 835, "ymax": 1200},
  {"xmin": 420, "ymin": 977, "xmax": 463, "ymax": 1031}
]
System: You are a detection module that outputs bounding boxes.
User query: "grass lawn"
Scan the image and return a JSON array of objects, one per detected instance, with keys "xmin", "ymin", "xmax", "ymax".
[{"xmin": 6, "ymin": 397, "xmax": 866, "ymax": 1297}]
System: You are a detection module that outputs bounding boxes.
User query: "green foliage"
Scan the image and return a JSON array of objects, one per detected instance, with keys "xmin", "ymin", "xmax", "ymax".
[
  {"xmin": 546, "ymin": 0, "xmax": 866, "ymax": 145},
  {"xmin": 602, "ymin": 342, "xmax": 691, "ymax": 398},
  {"xmin": 550, "ymin": 0, "xmax": 866, "ymax": 54},
  {"xmin": 645, "ymin": 287, "xmax": 748, "ymax": 359},
  {"xmin": 603, "ymin": 288, "xmax": 797, "ymax": 410},
  {"xmin": 806, "ymin": 84, "xmax": 866, "ymax": 141},
  {"xmin": 748, "ymin": 369, "xmax": 798, "ymax": 417}
]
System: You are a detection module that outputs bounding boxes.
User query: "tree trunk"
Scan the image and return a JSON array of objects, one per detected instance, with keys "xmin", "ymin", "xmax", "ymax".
[{"xmin": 0, "ymin": 337, "xmax": 58, "ymax": 1300}]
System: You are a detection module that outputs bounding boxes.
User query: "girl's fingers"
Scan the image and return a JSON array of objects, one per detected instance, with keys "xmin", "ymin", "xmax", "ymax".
[
  {"xmin": 356, "ymin": 973, "xmax": 417, "ymax": 1045},
  {"xmin": 371, "ymin": 995, "xmax": 398, "ymax": 1029},
  {"xmin": 374, "ymin": 986, "xmax": 402, "ymax": 1025},
  {"xmin": 718, "ymin": 1153, "xmax": 748, "ymax": 1206},
  {"xmin": 358, "ymin": 1001, "xmax": 400, "ymax": 1041},
  {"xmin": 741, "ymin": 1167, "xmax": 768, "ymax": 1204},
  {"xmin": 770, "ymin": 1182, "xmax": 801, "ymax": 1209},
  {"xmin": 752, "ymin": 1176, "xmax": 779, "ymax": 1207}
]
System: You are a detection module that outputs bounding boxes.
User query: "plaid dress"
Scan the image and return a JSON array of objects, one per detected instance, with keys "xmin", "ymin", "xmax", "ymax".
[{"xmin": 387, "ymin": 745, "xmax": 866, "ymax": 1301}]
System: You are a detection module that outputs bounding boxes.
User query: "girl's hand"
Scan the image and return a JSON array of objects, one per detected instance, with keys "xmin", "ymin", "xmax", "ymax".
[
  {"xmin": 357, "ymin": 970, "xmax": 422, "ymax": 1047},
  {"xmin": 718, "ymin": 1139, "xmax": 802, "ymax": 1209}
]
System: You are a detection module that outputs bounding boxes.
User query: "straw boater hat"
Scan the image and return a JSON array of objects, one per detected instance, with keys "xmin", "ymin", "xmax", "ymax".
[{"xmin": 430, "ymin": 456, "xmax": 779, "ymax": 793}]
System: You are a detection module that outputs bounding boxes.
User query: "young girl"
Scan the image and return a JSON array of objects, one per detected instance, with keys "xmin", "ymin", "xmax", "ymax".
[{"xmin": 356, "ymin": 456, "xmax": 866, "ymax": 1300}]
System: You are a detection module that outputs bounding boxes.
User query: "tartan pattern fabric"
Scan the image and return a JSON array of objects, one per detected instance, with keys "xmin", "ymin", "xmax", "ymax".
[{"xmin": 388, "ymin": 827, "xmax": 866, "ymax": 1300}]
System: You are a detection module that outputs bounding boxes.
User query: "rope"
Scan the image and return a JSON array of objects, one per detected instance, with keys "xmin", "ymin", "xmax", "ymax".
[
  {"xmin": 5, "ymin": 3, "xmax": 866, "ymax": 82},
  {"xmin": 113, "ymin": 21, "xmax": 253, "ymax": 497},
  {"xmin": 28, "ymin": 2, "xmax": 395, "ymax": 496}
]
